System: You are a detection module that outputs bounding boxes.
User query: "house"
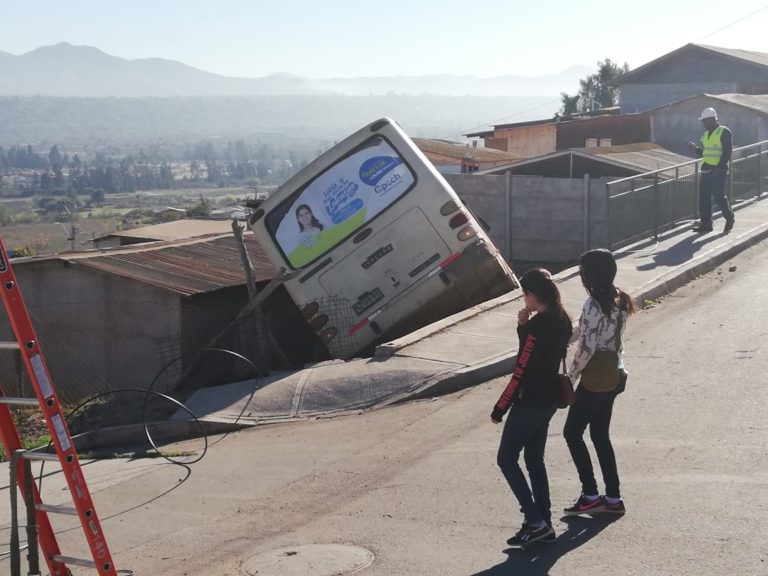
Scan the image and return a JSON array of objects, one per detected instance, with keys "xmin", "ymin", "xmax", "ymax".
[
  {"xmin": 152, "ymin": 206, "xmax": 187, "ymax": 221},
  {"xmin": 466, "ymin": 111, "xmax": 650, "ymax": 159},
  {"xmin": 474, "ymin": 142, "xmax": 693, "ymax": 179},
  {"xmin": 648, "ymin": 93, "xmax": 768, "ymax": 155},
  {"xmin": 412, "ymin": 138, "xmax": 520, "ymax": 173},
  {"xmin": 0, "ymin": 234, "xmax": 323, "ymax": 402},
  {"xmin": 610, "ymin": 43, "xmax": 768, "ymax": 114},
  {"xmin": 92, "ymin": 219, "xmax": 236, "ymax": 249}
]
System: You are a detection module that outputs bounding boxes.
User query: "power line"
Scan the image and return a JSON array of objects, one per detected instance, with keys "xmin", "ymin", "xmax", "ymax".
[
  {"xmin": 696, "ymin": 4, "xmax": 768, "ymax": 41},
  {"xmin": 439, "ymin": 97, "xmax": 562, "ymax": 141}
]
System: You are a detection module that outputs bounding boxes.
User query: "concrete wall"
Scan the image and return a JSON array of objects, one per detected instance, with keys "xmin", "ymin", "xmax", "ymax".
[
  {"xmin": 446, "ymin": 173, "xmax": 612, "ymax": 266},
  {"xmin": 2, "ymin": 259, "xmax": 183, "ymax": 402},
  {"xmin": 650, "ymin": 95, "xmax": 767, "ymax": 155}
]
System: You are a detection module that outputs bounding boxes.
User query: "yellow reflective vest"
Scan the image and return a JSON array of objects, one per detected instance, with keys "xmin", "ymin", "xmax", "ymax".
[{"xmin": 700, "ymin": 126, "xmax": 724, "ymax": 166}]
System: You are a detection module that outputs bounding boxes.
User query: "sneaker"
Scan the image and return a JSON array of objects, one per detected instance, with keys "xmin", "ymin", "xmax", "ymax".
[
  {"xmin": 692, "ymin": 224, "xmax": 713, "ymax": 233},
  {"xmin": 563, "ymin": 495, "xmax": 605, "ymax": 516},
  {"xmin": 507, "ymin": 523, "xmax": 555, "ymax": 547},
  {"xmin": 602, "ymin": 499, "xmax": 626, "ymax": 515},
  {"xmin": 724, "ymin": 215, "xmax": 735, "ymax": 233}
]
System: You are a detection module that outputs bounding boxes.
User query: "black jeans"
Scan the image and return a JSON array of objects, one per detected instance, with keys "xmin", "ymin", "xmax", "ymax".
[
  {"xmin": 699, "ymin": 168, "xmax": 733, "ymax": 226},
  {"xmin": 497, "ymin": 405, "xmax": 557, "ymax": 525},
  {"xmin": 563, "ymin": 387, "xmax": 621, "ymax": 498}
]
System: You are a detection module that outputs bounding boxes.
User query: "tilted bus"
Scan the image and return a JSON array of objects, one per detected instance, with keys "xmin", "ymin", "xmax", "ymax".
[{"xmin": 248, "ymin": 117, "xmax": 519, "ymax": 359}]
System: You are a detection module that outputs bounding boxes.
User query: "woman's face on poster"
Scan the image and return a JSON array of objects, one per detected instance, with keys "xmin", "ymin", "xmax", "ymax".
[{"xmin": 298, "ymin": 207, "xmax": 313, "ymax": 228}]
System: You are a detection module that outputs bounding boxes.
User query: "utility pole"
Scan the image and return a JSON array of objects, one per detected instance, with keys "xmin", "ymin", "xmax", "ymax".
[{"xmin": 60, "ymin": 200, "xmax": 79, "ymax": 252}]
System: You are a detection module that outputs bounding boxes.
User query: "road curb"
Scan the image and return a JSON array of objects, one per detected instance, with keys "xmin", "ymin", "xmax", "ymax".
[{"xmin": 377, "ymin": 221, "xmax": 768, "ymax": 407}]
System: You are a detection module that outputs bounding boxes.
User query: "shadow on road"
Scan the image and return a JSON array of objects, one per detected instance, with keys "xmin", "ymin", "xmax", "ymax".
[
  {"xmin": 635, "ymin": 231, "xmax": 723, "ymax": 271},
  {"xmin": 470, "ymin": 515, "xmax": 622, "ymax": 576}
]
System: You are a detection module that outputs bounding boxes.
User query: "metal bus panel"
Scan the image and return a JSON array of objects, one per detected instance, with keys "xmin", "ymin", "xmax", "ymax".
[{"xmin": 249, "ymin": 117, "xmax": 518, "ymax": 358}]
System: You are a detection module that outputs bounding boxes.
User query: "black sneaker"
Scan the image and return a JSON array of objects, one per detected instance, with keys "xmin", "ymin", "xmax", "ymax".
[
  {"xmin": 602, "ymin": 499, "xmax": 626, "ymax": 515},
  {"xmin": 507, "ymin": 523, "xmax": 555, "ymax": 547},
  {"xmin": 692, "ymin": 224, "xmax": 713, "ymax": 233},
  {"xmin": 563, "ymin": 495, "xmax": 605, "ymax": 516},
  {"xmin": 724, "ymin": 215, "xmax": 735, "ymax": 233}
]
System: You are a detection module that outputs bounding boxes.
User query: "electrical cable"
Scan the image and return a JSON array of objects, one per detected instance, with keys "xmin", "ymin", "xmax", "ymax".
[
  {"xmin": 696, "ymin": 5, "xmax": 768, "ymax": 42},
  {"xmin": 2, "ymin": 347, "xmax": 264, "ymax": 573}
]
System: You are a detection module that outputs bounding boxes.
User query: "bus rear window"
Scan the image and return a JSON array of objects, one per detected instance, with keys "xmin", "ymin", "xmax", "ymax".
[{"xmin": 265, "ymin": 136, "xmax": 416, "ymax": 269}]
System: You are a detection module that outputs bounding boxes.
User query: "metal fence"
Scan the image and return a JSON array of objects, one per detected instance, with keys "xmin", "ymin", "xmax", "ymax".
[{"xmin": 607, "ymin": 140, "xmax": 768, "ymax": 249}]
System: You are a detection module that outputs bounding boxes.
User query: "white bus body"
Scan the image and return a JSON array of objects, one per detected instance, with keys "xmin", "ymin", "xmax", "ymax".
[{"xmin": 248, "ymin": 118, "xmax": 518, "ymax": 359}]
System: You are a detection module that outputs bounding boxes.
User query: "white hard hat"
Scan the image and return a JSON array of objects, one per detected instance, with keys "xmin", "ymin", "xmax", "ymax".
[{"xmin": 698, "ymin": 107, "xmax": 718, "ymax": 121}]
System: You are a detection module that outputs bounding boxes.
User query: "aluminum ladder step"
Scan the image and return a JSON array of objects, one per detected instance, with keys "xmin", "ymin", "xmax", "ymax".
[
  {"xmin": 52, "ymin": 554, "xmax": 96, "ymax": 569},
  {"xmin": 0, "ymin": 396, "xmax": 39, "ymax": 407},
  {"xmin": 20, "ymin": 451, "xmax": 59, "ymax": 462},
  {"xmin": 36, "ymin": 503, "xmax": 79, "ymax": 516}
]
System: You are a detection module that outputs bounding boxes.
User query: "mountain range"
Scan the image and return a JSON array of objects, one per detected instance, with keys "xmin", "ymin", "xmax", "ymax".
[{"xmin": 0, "ymin": 43, "xmax": 590, "ymax": 98}]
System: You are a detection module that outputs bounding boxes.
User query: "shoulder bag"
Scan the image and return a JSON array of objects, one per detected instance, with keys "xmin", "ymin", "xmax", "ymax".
[
  {"xmin": 557, "ymin": 356, "xmax": 575, "ymax": 408},
  {"xmin": 580, "ymin": 310, "xmax": 623, "ymax": 393}
]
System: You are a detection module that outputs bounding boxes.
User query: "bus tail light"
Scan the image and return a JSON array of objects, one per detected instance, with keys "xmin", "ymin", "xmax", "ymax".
[
  {"xmin": 440, "ymin": 200, "xmax": 460, "ymax": 216},
  {"xmin": 301, "ymin": 302, "xmax": 320, "ymax": 320},
  {"xmin": 309, "ymin": 314, "xmax": 329, "ymax": 331},
  {"xmin": 320, "ymin": 326, "xmax": 338, "ymax": 342},
  {"xmin": 457, "ymin": 226, "xmax": 477, "ymax": 241},
  {"xmin": 448, "ymin": 212, "xmax": 469, "ymax": 229}
]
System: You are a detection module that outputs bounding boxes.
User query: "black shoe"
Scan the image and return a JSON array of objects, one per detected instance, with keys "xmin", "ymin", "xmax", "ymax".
[
  {"xmin": 692, "ymin": 224, "xmax": 713, "ymax": 233},
  {"xmin": 724, "ymin": 216, "xmax": 735, "ymax": 233},
  {"xmin": 563, "ymin": 494, "xmax": 606, "ymax": 516},
  {"xmin": 507, "ymin": 523, "xmax": 555, "ymax": 547}
]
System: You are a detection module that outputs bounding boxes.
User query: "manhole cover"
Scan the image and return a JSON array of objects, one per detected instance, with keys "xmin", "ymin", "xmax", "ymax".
[{"xmin": 243, "ymin": 544, "xmax": 373, "ymax": 576}]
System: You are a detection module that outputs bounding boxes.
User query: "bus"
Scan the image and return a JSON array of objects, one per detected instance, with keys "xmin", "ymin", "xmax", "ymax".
[{"xmin": 248, "ymin": 117, "xmax": 519, "ymax": 359}]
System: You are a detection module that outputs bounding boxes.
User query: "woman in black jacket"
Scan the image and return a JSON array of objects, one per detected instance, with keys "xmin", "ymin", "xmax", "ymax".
[{"xmin": 491, "ymin": 268, "xmax": 572, "ymax": 546}]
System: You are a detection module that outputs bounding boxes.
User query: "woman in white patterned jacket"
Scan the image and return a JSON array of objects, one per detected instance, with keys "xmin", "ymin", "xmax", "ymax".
[{"xmin": 562, "ymin": 249, "xmax": 635, "ymax": 517}]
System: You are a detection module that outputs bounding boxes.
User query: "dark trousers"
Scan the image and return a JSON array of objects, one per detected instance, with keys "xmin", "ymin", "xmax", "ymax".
[
  {"xmin": 497, "ymin": 406, "xmax": 556, "ymax": 525},
  {"xmin": 563, "ymin": 387, "xmax": 621, "ymax": 499},
  {"xmin": 699, "ymin": 168, "xmax": 734, "ymax": 226}
]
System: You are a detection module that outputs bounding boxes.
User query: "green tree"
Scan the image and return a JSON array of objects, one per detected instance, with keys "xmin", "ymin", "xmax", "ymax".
[
  {"xmin": 561, "ymin": 59, "xmax": 630, "ymax": 114},
  {"xmin": 90, "ymin": 189, "xmax": 105, "ymax": 204},
  {"xmin": 0, "ymin": 205, "xmax": 10, "ymax": 226},
  {"xmin": 187, "ymin": 196, "xmax": 212, "ymax": 219}
]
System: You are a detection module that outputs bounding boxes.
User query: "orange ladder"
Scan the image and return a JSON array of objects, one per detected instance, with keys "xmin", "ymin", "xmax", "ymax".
[{"xmin": 0, "ymin": 238, "xmax": 117, "ymax": 575}]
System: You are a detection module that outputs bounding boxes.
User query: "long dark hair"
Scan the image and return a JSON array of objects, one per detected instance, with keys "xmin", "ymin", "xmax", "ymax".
[
  {"xmin": 519, "ymin": 268, "xmax": 571, "ymax": 325},
  {"xmin": 578, "ymin": 249, "xmax": 635, "ymax": 316},
  {"xmin": 295, "ymin": 204, "xmax": 323, "ymax": 232}
]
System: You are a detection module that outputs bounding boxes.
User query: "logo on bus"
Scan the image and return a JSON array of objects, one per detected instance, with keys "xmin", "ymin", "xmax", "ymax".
[
  {"xmin": 359, "ymin": 156, "xmax": 403, "ymax": 186},
  {"xmin": 323, "ymin": 178, "xmax": 362, "ymax": 225}
]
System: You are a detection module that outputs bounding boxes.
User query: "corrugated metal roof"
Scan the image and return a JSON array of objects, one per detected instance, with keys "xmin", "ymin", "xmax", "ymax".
[
  {"xmin": 707, "ymin": 93, "xmax": 768, "ymax": 116},
  {"xmin": 475, "ymin": 143, "xmax": 693, "ymax": 176},
  {"xmin": 94, "ymin": 219, "xmax": 236, "ymax": 242},
  {"xmin": 586, "ymin": 143, "xmax": 696, "ymax": 175},
  {"xmin": 413, "ymin": 138, "xmax": 519, "ymax": 162},
  {"xmin": 611, "ymin": 43, "xmax": 768, "ymax": 86},
  {"xmin": 63, "ymin": 234, "xmax": 277, "ymax": 296},
  {"xmin": 696, "ymin": 43, "xmax": 768, "ymax": 68}
]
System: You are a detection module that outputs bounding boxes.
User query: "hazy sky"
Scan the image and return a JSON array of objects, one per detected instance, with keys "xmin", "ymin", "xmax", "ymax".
[{"xmin": 2, "ymin": 1, "xmax": 767, "ymax": 78}]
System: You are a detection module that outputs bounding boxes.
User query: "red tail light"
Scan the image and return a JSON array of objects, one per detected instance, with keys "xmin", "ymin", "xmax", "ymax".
[{"xmin": 449, "ymin": 212, "xmax": 469, "ymax": 229}]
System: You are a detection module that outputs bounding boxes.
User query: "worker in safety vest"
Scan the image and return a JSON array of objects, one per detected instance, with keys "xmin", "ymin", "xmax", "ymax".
[{"xmin": 687, "ymin": 107, "xmax": 735, "ymax": 233}]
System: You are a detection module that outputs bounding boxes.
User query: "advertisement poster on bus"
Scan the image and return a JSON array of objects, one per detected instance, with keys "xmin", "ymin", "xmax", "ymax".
[{"xmin": 269, "ymin": 138, "xmax": 416, "ymax": 268}]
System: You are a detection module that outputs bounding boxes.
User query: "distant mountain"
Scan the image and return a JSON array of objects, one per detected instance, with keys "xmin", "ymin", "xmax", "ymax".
[{"xmin": 0, "ymin": 43, "xmax": 591, "ymax": 97}]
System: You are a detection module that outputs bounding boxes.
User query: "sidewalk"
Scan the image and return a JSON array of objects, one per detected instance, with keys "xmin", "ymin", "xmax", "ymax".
[{"xmin": 75, "ymin": 194, "xmax": 768, "ymax": 449}]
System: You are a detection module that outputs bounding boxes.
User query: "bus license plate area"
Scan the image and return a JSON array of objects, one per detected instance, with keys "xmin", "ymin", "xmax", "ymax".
[{"xmin": 318, "ymin": 207, "xmax": 450, "ymax": 310}]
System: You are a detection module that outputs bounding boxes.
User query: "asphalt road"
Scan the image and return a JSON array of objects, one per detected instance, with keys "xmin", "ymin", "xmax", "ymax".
[{"xmin": 3, "ymin": 243, "xmax": 767, "ymax": 576}]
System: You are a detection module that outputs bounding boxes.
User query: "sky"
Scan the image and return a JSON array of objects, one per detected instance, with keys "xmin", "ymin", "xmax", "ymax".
[{"xmin": 1, "ymin": 0, "xmax": 767, "ymax": 78}]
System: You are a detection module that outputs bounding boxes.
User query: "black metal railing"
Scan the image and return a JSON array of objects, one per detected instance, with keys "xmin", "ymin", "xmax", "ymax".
[{"xmin": 607, "ymin": 140, "xmax": 768, "ymax": 249}]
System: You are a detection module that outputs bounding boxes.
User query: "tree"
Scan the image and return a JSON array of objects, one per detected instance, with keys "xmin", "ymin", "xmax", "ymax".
[
  {"xmin": 187, "ymin": 196, "xmax": 212, "ymax": 219},
  {"xmin": 90, "ymin": 189, "xmax": 105, "ymax": 204},
  {"xmin": 560, "ymin": 59, "xmax": 630, "ymax": 114}
]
